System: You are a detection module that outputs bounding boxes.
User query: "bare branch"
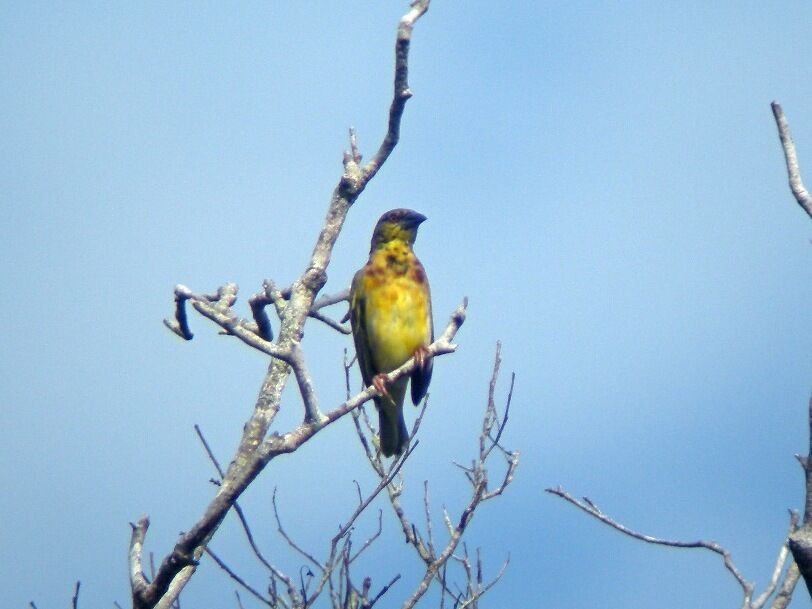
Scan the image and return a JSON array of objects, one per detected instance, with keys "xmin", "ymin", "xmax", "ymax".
[
  {"xmin": 72, "ymin": 581, "xmax": 81, "ymax": 609},
  {"xmin": 787, "ymin": 394, "xmax": 812, "ymax": 599},
  {"xmin": 368, "ymin": 574, "xmax": 402, "ymax": 608},
  {"xmin": 164, "ymin": 285, "xmax": 194, "ymax": 340},
  {"xmin": 257, "ymin": 299, "xmax": 467, "ymax": 461},
  {"xmin": 142, "ymin": 4, "xmax": 437, "ymax": 606},
  {"xmin": 772, "ymin": 100, "xmax": 812, "ymax": 600},
  {"xmin": 288, "ymin": 342, "xmax": 323, "ymax": 423},
  {"xmin": 755, "ymin": 547, "xmax": 791, "ymax": 607},
  {"xmin": 308, "ymin": 309, "xmax": 351, "ymax": 334},
  {"xmin": 272, "ymin": 488, "xmax": 322, "ymax": 570},
  {"xmin": 546, "ymin": 486, "xmax": 756, "ymax": 605},
  {"xmin": 801, "ymin": 395, "xmax": 812, "ymax": 524},
  {"xmin": 455, "ymin": 554, "xmax": 509, "ymax": 609},
  {"xmin": 129, "ymin": 516, "xmax": 151, "ymax": 601},
  {"xmin": 349, "ymin": 342, "xmax": 517, "ymax": 609},
  {"xmin": 424, "ymin": 481, "xmax": 436, "ymax": 559},
  {"xmin": 194, "ymin": 424, "xmax": 298, "ymax": 606},
  {"xmin": 205, "ymin": 547, "xmax": 272, "ymax": 607},
  {"xmin": 343, "ymin": 0, "xmax": 431, "ymax": 194},
  {"xmin": 278, "ymin": 286, "xmax": 350, "ymax": 333},
  {"xmin": 348, "ymin": 509, "xmax": 384, "ymax": 565},
  {"xmin": 248, "ymin": 288, "xmax": 275, "ymax": 342},
  {"xmin": 296, "ymin": 444, "xmax": 420, "ymax": 608},
  {"xmin": 332, "ymin": 447, "xmax": 414, "ymax": 549},
  {"xmin": 194, "ymin": 424, "xmax": 225, "ymax": 478},
  {"xmin": 312, "ymin": 289, "xmax": 350, "ymax": 311},
  {"xmin": 770, "ymin": 562, "xmax": 801, "ymax": 609},
  {"xmin": 146, "ymin": 301, "xmax": 465, "ymax": 609},
  {"xmin": 771, "ymin": 102, "xmax": 812, "ymax": 220}
]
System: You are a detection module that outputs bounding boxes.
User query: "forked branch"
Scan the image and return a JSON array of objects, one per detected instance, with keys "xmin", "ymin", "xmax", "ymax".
[
  {"xmin": 134, "ymin": 4, "xmax": 434, "ymax": 608},
  {"xmin": 546, "ymin": 486, "xmax": 798, "ymax": 609},
  {"xmin": 352, "ymin": 342, "xmax": 518, "ymax": 609},
  {"xmin": 131, "ymin": 297, "xmax": 463, "ymax": 609}
]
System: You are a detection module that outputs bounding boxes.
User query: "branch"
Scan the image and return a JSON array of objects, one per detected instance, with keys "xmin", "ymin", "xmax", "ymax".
[
  {"xmin": 164, "ymin": 283, "xmax": 292, "ymax": 361},
  {"xmin": 129, "ymin": 516, "xmax": 151, "ymax": 601},
  {"xmin": 351, "ymin": 342, "xmax": 517, "ymax": 609},
  {"xmin": 771, "ymin": 101, "xmax": 812, "ymax": 220},
  {"xmin": 279, "ymin": 286, "xmax": 351, "ymax": 334},
  {"xmin": 752, "ymin": 512, "xmax": 797, "ymax": 609},
  {"xmin": 72, "ymin": 581, "xmax": 81, "ymax": 609},
  {"xmin": 788, "ymin": 394, "xmax": 812, "ymax": 598},
  {"xmin": 194, "ymin": 424, "xmax": 299, "ymax": 607},
  {"xmin": 546, "ymin": 487, "xmax": 757, "ymax": 605},
  {"xmin": 205, "ymin": 547, "xmax": 272, "ymax": 607},
  {"xmin": 248, "ymin": 287, "xmax": 275, "ymax": 342},
  {"xmin": 137, "ymin": 302, "xmax": 464, "ymax": 609},
  {"xmin": 341, "ymin": 0, "xmax": 430, "ymax": 194},
  {"xmin": 770, "ymin": 562, "xmax": 801, "ymax": 609},
  {"xmin": 138, "ymin": 4, "xmax": 433, "ymax": 607},
  {"xmin": 288, "ymin": 342, "xmax": 323, "ymax": 423},
  {"xmin": 546, "ymin": 392, "xmax": 812, "ymax": 608}
]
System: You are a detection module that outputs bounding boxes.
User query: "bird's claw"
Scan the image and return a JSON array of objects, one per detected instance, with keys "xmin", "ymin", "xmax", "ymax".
[
  {"xmin": 413, "ymin": 345, "xmax": 430, "ymax": 372},
  {"xmin": 373, "ymin": 374, "xmax": 395, "ymax": 405}
]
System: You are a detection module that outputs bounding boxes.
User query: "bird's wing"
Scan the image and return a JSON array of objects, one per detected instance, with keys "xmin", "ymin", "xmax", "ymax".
[
  {"xmin": 350, "ymin": 267, "xmax": 378, "ymax": 389},
  {"xmin": 410, "ymin": 263, "xmax": 433, "ymax": 405}
]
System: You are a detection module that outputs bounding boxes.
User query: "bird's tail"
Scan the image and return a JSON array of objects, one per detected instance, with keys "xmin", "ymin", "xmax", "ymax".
[{"xmin": 376, "ymin": 378, "xmax": 409, "ymax": 457}]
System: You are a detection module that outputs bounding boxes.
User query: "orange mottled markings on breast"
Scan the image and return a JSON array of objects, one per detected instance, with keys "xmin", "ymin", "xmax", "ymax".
[
  {"xmin": 409, "ymin": 263, "xmax": 426, "ymax": 285},
  {"xmin": 357, "ymin": 234, "xmax": 432, "ymax": 373}
]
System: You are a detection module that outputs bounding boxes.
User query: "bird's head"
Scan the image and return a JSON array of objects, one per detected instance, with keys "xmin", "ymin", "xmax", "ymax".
[{"xmin": 370, "ymin": 208, "xmax": 427, "ymax": 251}]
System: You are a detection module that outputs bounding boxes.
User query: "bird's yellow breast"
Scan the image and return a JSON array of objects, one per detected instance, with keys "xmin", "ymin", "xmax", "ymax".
[{"xmin": 360, "ymin": 243, "xmax": 431, "ymax": 372}]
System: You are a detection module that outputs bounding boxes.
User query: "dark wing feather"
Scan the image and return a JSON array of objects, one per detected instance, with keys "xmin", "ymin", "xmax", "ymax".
[
  {"xmin": 350, "ymin": 268, "xmax": 378, "ymax": 389},
  {"xmin": 410, "ymin": 269, "xmax": 433, "ymax": 405}
]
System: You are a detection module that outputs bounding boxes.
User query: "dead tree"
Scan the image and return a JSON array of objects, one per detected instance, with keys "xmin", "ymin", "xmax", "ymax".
[
  {"xmin": 126, "ymin": 3, "xmax": 518, "ymax": 608},
  {"xmin": 202, "ymin": 344, "xmax": 517, "ymax": 609}
]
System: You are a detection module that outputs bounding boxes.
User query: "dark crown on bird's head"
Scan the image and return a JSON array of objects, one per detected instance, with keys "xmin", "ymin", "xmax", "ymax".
[{"xmin": 370, "ymin": 208, "xmax": 427, "ymax": 250}]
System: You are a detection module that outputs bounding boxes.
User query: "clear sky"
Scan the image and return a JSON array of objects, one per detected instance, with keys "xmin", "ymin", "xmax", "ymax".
[{"xmin": 3, "ymin": 2, "xmax": 812, "ymax": 608}]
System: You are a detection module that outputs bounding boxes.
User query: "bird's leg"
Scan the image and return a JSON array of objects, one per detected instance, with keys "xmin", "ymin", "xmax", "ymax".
[
  {"xmin": 413, "ymin": 345, "xmax": 431, "ymax": 372},
  {"xmin": 373, "ymin": 373, "xmax": 394, "ymax": 405}
]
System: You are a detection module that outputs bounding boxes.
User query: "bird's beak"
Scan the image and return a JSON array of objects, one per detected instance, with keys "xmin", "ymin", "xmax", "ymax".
[{"xmin": 407, "ymin": 211, "xmax": 427, "ymax": 227}]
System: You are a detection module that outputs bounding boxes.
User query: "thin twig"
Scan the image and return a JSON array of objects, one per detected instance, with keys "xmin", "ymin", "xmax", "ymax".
[
  {"xmin": 348, "ymin": 509, "xmax": 384, "ymax": 564},
  {"xmin": 355, "ymin": 342, "xmax": 518, "ymax": 609},
  {"xmin": 72, "ymin": 581, "xmax": 81, "ymax": 609},
  {"xmin": 270, "ymin": 489, "xmax": 322, "ymax": 573},
  {"xmin": 312, "ymin": 289, "xmax": 350, "ymax": 311},
  {"xmin": 205, "ymin": 547, "xmax": 271, "ymax": 607},
  {"xmin": 308, "ymin": 309, "xmax": 351, "ymax": 334},
  {"xmin": 546, "ymin": 486, "xmax": 755, "ymax": 604},
  {"xmin": 194, "ymin": 425, "xmax": 297, "ymax": 607},
  {"xmin": 368, "ymin": 573, "xmax": 402, "ymax": 608},
  {"xmin": 333, "ymin": 449, "xmax": 414, "ymax": 547},
  {"xmin": 289, "ymin": 342, "xmax": 323, "ymax": 423}
]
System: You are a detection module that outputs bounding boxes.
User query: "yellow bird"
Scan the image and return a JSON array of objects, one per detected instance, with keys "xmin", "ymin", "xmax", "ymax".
[{"xmin": 350, "ymin": 209, "xmax": 434, "ymax": 457}]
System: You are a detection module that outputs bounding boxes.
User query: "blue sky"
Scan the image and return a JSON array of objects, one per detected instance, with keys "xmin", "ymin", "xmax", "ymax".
[{"xmin": 3, "ymin": 2, "xmax": 812, "ymax": 608}]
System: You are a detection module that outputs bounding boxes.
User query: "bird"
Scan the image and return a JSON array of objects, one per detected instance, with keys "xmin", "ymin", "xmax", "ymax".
[{"xmin": 349, "ymin": 208, "xmax": 434, "ymax": 457}]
